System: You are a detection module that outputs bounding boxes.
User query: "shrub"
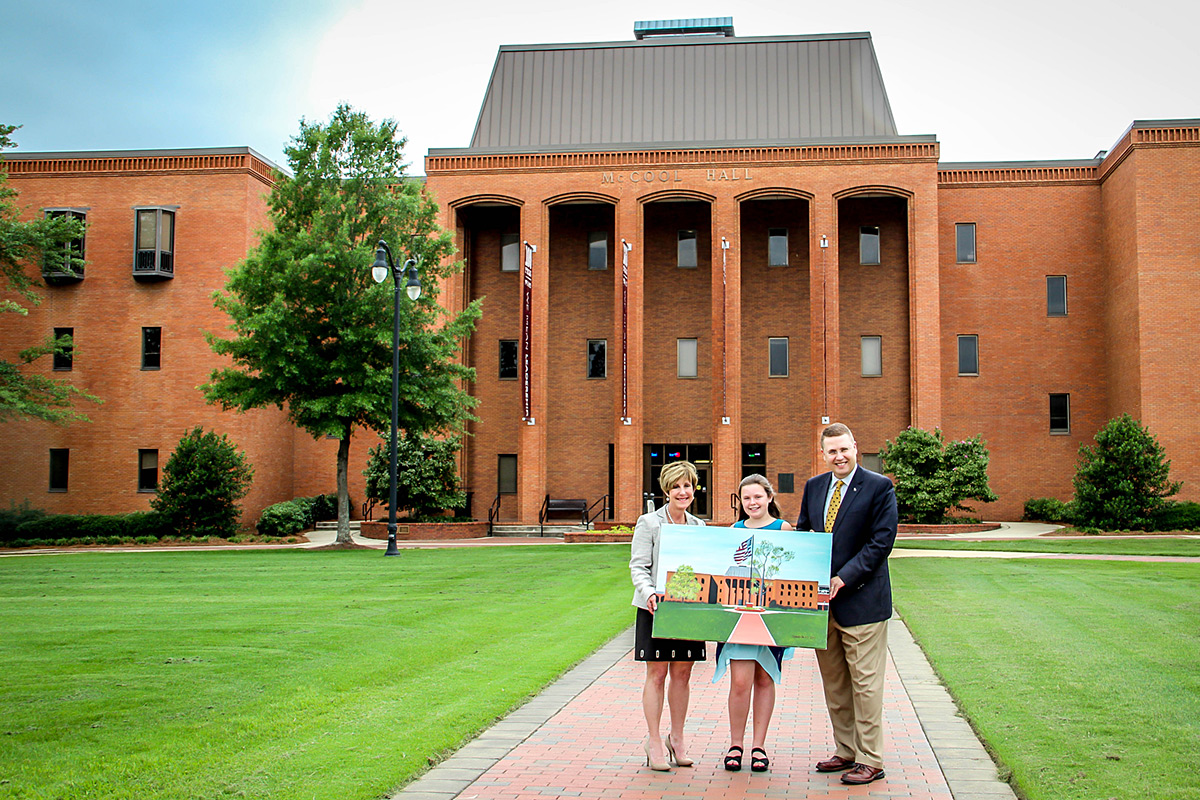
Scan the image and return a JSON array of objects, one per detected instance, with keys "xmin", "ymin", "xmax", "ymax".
[
  {"xmin": 151, "ymin": 427, "xmax": 254, "ymax": 538},
  {"xmin": 13, "ymin": 512, "xmax": 166, "ymax": 543},
  {"xmin": 256, "ymin": 501, "xmax": 309, "ymax": 537},
  {"xmin": 1152, "ymin": 501, "xmax": 1200, "ymax": 532},
  {"xmin": 364, "ymin": 432, "xmax": 466, "ymax": 519},
  {"xmin": 305, "ymin": 493, "xmax": 338, "ymax": 522},
  {"xmin": 1073, "ymin": 414, "xmax": 1180, "ymax": 531},
  {"xmin": 0, "ymin": 501, "xmax": 47, "ymax": 544},
  {"xmin": 1023, "ymin": 497, "xmax": 1076, "ymax": 524},
  {"xmin": 880, "ymin": 428, "xmax": 998, "ymax": 524}
]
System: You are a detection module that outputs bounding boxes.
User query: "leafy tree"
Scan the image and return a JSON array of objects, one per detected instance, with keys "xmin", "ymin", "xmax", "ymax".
[
  {"xmin": 666, "ymin": 565, "xmax": 701, "ymax": 601},
  {"xmin": 0, "ymin": 123, "xmax": 98, "ymax": 423},
  {"xmin": 364, "ymin": 431, "xmax": 466, "ymax": 519},
  {"xmin": 880, "ymin": 427, "xmax": 998, "ymax": 524},
  {"xmin": 150, "ymin": 427, "xmax": 254, "ymax": 538},
  {"xmin": 1073, "ymin": 413, "xmax": 1180, "ymax": 531},
  {"xmin": 203, "ymin": 106, "xmax": 479, "ymax": 544}
]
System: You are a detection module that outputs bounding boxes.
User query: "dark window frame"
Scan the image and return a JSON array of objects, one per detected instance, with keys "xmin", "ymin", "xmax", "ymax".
[
  {"xmin": 1050, "ymin": 393, "xmax": 1071, "ymax": 434},
  {"xmin": 497, "ymin": 454, "xmax": 518, "ymax": 494},
  {"xmin": 142, "ymin": 326, "xmax": 162, "ymax": 370},
  {"xmin": 134, "ymin": 207, "xmax": 175, "ymax": 274},
  {"xmin": 767, "ymin": 228, "xmax": 788, "ymax": 267},
  {"xmin": 586, "ymin": 339, "xmax": 607, "ymax": 379},
  {"xmin": 1047, "ymin": 275, "xmax": 1068, "ymax": 316},
  {"xmin": 768, "ymin": 337, "xmax": 789, "ymax": 377},
  {"xmin": 44, "ymin": 209, "xmax": 87, "ymax": 279},
  {"xmin": 498, "ymin": 339, "xmax": 518, "ymax": 380},
  {"xmin": 957, "ymin": 334, "xmax": 979, "ymax": 376},
  {"xmin": 860, "ymin": 225, "xmax": 881, "ymax": 265},
  {"xmin": 677, "ymin": 338, "xmax": 698, "ymax": 378},
  {"xmin": 956, "ymin": 222, "xmax": 977, "ymax": 264},
  {"xmin": 861, "ymin": 335, "xmax": 882, "ymax": 377},
  {"xmin": 49, "ymin": 448, "xmax": 69, "ymax": 492},
  {"xmin": 587, "ymin": 231, "xmax": 608, "ymax": 270},
  {"xmin": 677, "ymin": 230, "xmax": 698, "ymax": 268},
  {"xmin": 53, "ymin": 327, "xmax": 74, "ymax": 371},
  {"xmin": 138, "ymin": 449, "xmax": 159, "ymax": 493}
]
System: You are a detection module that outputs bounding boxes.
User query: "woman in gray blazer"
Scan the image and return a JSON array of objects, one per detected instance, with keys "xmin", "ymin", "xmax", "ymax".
[{"xmin": 629, "ymin": 460, "xmax": 707, "ymax": 771}]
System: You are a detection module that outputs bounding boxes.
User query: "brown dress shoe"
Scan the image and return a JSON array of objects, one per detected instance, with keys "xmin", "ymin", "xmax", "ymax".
[
  {"xmin": 841, "ymin": 764, "xmax": 885, "ymax": 784},
  {"xmin": 815, "ymin": 754, "xmax": 857, "ymax": 772}
]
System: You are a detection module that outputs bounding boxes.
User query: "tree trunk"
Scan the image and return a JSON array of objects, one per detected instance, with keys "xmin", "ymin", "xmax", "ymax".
[{"xmin": 336, "ymin": 429, "xmax": 352, "ymax": 545}]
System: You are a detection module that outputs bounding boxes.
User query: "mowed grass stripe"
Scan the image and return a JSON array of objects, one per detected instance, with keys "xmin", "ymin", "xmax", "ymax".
[
  {"xmin": 892, "ymin": 558, "xmax": 1200, "ymax": 800},
  {"xmin": 0, "ymin": 546, "xmax": 633, "ymax": 800}
]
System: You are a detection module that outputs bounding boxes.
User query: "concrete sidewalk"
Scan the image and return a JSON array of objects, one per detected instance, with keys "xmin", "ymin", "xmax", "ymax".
[{"xmin": 394, "ymin": 618, "xmax": 1015, "ymax": 800}]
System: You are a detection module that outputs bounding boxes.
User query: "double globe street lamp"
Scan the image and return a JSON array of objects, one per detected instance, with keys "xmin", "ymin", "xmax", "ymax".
[{"xmin": 371, "ymin": 239, "xmax": 422, "ymax": 557}]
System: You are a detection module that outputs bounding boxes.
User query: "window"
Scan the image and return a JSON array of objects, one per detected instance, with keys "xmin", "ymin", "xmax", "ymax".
[
  {"xmin": 53, "ymin": 327, "xmax": 73, "ymax": 371},
  {"xmin": 498, "ymin": 454, "xmax": 517, "ymax": 494},
  {"xmin": 142, "ymin": 327, "xmax": 161, "ymax": 370},
  {"xmin": 134, "ymin": 208, "xmax": 174, "ymax": 275},
  {"xmin": 768, "ymin": 337, "xmax": 788, "ymax": 377},
  {"xmin": 860, "ymin": 452, "xmax": 884, "ymax": 473},
  {"xmin": 742, "ymin": 443, "xmax": 766, "ymax": 480},
  {"xmin": 138, "ymin": 449, "xmax": 159, "ymax": 492},
  {"xmin": 500, "ymin": 233, "xmax": 519, "ymax": 272},
  {"xmin": 49, "ymin": 449, "xmax": 69, "ymax": 492},
  {"xmin": 1047, "ymin": 276, "xmax": 1067, "ymax": 316},
  {"xmin": 677, "ymin": 338, "xmax": 698, "ymax": 378},
  {"xmin": 768, "ymin": 228, "xmax": 788, "ymax": 266},
  {"xmin": 587, "ymin": 339, "xmax": 607, "ymax": 379},
  {"xmin": 677, "ymin": 230, "xmax": 698, "ymax": 268},
  {"xmin": 587, "ymin": 231, "xmax": 608, "ymax": 270},
  {"xmin": 958, "ymin": 335, "xmax": 979, "ymax": 376},
  {"xmin": 498, "ymin": 339, "xmax": 518, "ymax": 380},
  {"xmin": 777, "ymin": 473, "xmax": 794, "ymax": 493},
  {"xmin": 956, "ymin": 223, "xmax": 976, "ymax": 263},
  {"xmin": 860, "ymin": 226, "xmax": 880, "ymax": 265},
  {"xmin": 1050, "ymin": 394, "xmax": 1070, "ymax": 434},
  {"xmin": 44, "ymin": 209, "xmax": 86, "ymax": 280},
  {"xmin": 861, "ymin": 336, "xmax": 882, "ymax": 377}
]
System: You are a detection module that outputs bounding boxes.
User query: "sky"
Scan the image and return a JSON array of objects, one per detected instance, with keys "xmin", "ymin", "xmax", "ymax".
[{"xmin": 2, "ymin": 0, "xmax": 1197, "ymax": 174}]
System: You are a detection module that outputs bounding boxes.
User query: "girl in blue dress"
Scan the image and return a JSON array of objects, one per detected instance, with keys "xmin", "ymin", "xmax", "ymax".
[{"xmin": 716, "ymin": 473, "xmax": 794, "ymax": 772}]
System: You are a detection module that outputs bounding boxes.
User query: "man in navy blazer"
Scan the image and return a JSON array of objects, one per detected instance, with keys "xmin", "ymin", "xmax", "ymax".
[{"xmin": 797, "ymin": 423, "xmax": 897, "ymax": 786}]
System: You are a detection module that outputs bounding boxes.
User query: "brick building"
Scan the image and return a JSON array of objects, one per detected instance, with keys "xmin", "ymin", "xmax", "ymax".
[{"xmin": 2, "ymin": 20, "xmax": 1198, "ymax": 525}]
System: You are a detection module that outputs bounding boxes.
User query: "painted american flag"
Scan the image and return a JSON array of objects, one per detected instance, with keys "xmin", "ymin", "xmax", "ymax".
[{"xmin": 733, "ymin": 536, "xmax": 753, "ymax": 564}]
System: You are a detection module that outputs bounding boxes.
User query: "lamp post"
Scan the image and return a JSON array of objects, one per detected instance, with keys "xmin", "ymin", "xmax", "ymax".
[{"xmin": 371, "ymin": 239, "xmax": 422, "ymax": 557}]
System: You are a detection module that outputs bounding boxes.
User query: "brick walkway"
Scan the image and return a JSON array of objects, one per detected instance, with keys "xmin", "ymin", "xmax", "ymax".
[{"xmin": 395, "ymin": 619, "xmax": 1013, "ymax": 800}]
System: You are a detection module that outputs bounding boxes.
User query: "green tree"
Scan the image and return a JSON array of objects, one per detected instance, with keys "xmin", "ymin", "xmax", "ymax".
[
  {"xmin": 0, "ymin": 123, "xmax": 98, "ymax": 423},
  {"xmin": 364, "ymin": 431, "xmax": 466, "ymax": 519},
  {"xmin": 1073, "ymin": 413, "xmax": 1180, "ymax": 531},
  {"xmin": 150, "ymin": 427, "xmax": 255, "ymax": 538},
  {"xmin": 203, "ymin": 106, "xmax": 479, "ymax": 544},
  {"xmin": 880, "ymin": 427, "xmax": 998, "ymax": 524},
  {"xmin": 666, "ymin": 565, "xmax": 701, "ymax": 600},
  {"xmin": 751, "ymin": 539, "xmax": 794, "ymax": 605}
]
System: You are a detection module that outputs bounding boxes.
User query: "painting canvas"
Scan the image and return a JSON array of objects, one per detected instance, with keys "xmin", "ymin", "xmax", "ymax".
[{"xmin": 651, "ymin": 523, "xmax": 833, "ymax": 649}]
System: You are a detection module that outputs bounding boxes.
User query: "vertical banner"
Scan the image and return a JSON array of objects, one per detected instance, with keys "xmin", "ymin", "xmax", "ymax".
[
  {"xmin": 621, "ymin": 239, "xmax": 632, "ymax": 423},
  {"xmin": 521, "ymin": 241, "xmax": 536, "ymax": 421},
  {"xmin": 721, "ymin": 237, "xmax": 729, "ymax": 422}
]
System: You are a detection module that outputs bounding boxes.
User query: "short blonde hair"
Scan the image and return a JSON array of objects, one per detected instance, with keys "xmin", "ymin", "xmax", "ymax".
[{"xmin": 659, "ymin": 460, "xmax": 699, "ymax": 494}]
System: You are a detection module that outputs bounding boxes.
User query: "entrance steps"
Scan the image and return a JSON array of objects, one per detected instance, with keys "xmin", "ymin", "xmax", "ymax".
[
  {"xmin": 315, "ymin": 520, "xmax": 362, "ymax": 532},
  {"xmin": 490, "ymin": 523, "xmax": 591, "ymax": 537}
]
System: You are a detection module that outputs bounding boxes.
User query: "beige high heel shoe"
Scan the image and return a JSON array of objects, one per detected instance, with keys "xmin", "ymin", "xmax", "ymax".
[
  {"xmin": 643, "ymin": 739, "xmax": 672, "ymax": 771},
  {"xmin": 664, "ymin": 733, "xmax": 693, "ymax": 767}
]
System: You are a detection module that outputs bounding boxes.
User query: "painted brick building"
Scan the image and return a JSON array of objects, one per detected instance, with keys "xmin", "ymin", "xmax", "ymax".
[{"xmin": 2, "ymin": 20, "xmax": 1198, "ymax": 526}]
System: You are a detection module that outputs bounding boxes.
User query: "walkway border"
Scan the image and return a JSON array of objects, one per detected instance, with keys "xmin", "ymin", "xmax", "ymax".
[{"xmin": 391, "ymin": 618, "xmax": 1016, "ymax": 800}]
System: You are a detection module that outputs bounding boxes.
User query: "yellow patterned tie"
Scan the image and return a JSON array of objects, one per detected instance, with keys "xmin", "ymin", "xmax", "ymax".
[{"xmin": 825, "ymin": 480, "xmax": 843, "ymax": 532}]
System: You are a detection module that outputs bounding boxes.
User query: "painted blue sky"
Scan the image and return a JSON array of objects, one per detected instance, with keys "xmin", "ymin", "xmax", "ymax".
[
  {"xmin": 657, "ymin": 523, "xmax": 831, "ymax": 589},
  {"xmin": 3, "ymin": 0, "xmax": 1197, "ymax": 173}
]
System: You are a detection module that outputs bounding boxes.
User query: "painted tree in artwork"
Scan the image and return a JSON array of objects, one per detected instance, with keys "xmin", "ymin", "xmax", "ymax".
[
  {"xmin": 666, "ymin": 565, "xmax": 702, "ymax": 601},
  {"xmin": 203, "ymin": 105, "xmax": 480, "ymax": 544},
  {"xmin": 751, "ymin": 540, "xmax": 794, "ymax": 606}
]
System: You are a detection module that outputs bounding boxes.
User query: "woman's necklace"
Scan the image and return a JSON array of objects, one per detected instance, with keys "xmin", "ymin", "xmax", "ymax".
[{"xmin": 665, "ymin": 507, "xmax": 685, "ymax": 525}]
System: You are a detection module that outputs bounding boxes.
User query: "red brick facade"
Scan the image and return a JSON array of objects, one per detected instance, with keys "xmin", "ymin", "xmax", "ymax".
[{"xmin": 3, "ymin": 125, "xmax": 1199, "ymax": 527}]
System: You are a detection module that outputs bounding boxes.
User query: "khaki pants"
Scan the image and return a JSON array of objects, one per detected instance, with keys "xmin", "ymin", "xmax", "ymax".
[{"xmin": 814, "ymin": 616, "xmax": 888, "ymax": 769}]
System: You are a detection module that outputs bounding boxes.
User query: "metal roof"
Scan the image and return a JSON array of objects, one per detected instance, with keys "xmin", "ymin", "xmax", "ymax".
[{"xmin": 466, "ymin": 32, "xmax": 899, "ymax": 152}]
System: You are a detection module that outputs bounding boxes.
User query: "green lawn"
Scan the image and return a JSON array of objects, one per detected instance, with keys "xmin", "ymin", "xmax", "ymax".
[
  {"xmin": 0, "ymin": 546, "xmax": 633, "ymax": 800},
  {"xmin": 892, "ymin": 558, "xmax": 1200, "ymax": 800},
  {"xmin": 894, "ymin": 536, "xmax": 1200, "ymax": 556}
]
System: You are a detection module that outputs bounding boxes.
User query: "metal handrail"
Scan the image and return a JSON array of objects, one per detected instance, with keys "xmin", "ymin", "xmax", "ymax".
[
  {"xmin": 487, "ymin": 493, "xmax": 502, "ymax": 536},
  {"xmin": 538, "ymin": 494, "xmax": 551, "ymax": 537},
  {"xmin": 587, "ymin": 494, "xmax": 610, "ymax": 526}
]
